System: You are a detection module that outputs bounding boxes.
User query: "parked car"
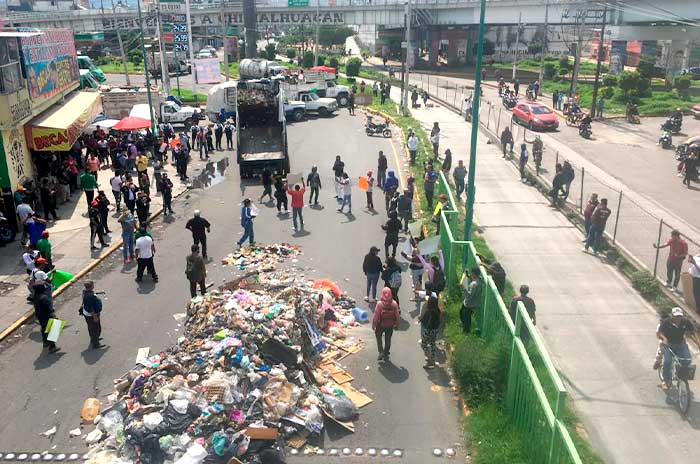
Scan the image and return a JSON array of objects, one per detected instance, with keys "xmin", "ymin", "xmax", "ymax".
[
  {"xmin": 681, "ymin": 67, "xmax": 700, "ymax": 80},
  {"xmin": 692, "ymin": 103, "xmax": 700, "ymax": 119},
  {"xmin": 512, "ymin": 102, "xmax": 559, "ymax": 131},
  {"xmin": 197, "ymin": 48, "xmax": 217, "ymax": 58}
]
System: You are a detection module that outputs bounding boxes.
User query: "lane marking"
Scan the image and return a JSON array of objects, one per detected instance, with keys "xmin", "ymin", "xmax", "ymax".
[{"xmin": 388, "ymin": 135, "xmax": 406, "ymax": 191}]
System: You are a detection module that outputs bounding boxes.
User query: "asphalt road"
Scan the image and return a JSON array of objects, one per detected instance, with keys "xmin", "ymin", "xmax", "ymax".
[{"xmin": 0, "ymin": 111, "xmax": 463, "ymax": 461}]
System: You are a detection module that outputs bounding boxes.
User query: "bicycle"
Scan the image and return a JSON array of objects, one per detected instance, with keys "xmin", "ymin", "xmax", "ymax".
[{"xmin": 658, "ymin": 346, "xmax": 695, "ymax": 414}]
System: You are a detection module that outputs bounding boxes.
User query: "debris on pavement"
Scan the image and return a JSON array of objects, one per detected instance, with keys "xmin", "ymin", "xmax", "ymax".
[
  {"xmin": 69, "ymin": 428, "xmax": 83, "ymax": 438},
  {"xmin": 84, "ymin": 244, "xmax": 370, "ymax": 463},
  {"xmin": 39, "ymin": 426, "xmax": 57, "ymax": 438}
]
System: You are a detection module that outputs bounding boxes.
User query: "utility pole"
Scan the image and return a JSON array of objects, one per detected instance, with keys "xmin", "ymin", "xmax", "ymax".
[
  {"xmin": 511, "ymin": 12, "xmax": 522, "ymax": 81},
  {"xmin": 243, "ymin": 0, "xmax": 257, "ymax": 58},
  {"xmin": 185, "ymin": 0, "xmax": 197, "ymax": 99},
  {"xmin": 538, "ymin": 1, "xmax": 549, "ymax": 86},
  {"xmin": 590, "ymin": 4, "xmax": 607, "ymax": 118},
  {"xmin": 314, "ymin": 0, "xmax": 320, "ymax": 66},
  {"xmin": 156, "ymin": 0, "xmax": 171, "ymax": 94},
  {"xmin": 570, "ymin": 9, "xmax": 586, "ymax": 95},
  {"xmin": 464, "ymin": 0, "xmax": 486, "ymax": 251},
  {"xmin": 221, "ymin": 0, "xmax": 229, "ymax": 80},
  {"xmin": 402, "ymin": 0, "xmax": 411, "ymax": 115},
  {"xmin": 111, "ymin": 0, "xmax": 130, "ymax": 85},
  {"xmin": 136, "ymin": 0, "xmax": 156, "ymax": 135}
]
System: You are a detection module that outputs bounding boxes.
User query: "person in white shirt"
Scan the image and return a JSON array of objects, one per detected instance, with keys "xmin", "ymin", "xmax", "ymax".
[
  {"xmin": 135, "ymin": 231, "xmax": 158, "ymax": 283},
  {"xmin": 16, "ymin": 198, "xmax": 34, "ymax": 245},
  {"xmin": 688, "ymin": 254, "xmax": 700, "ymax": 314},
  {"xmin": 23, "ymin": 244, "xmax": 40, "ymax": 274},
  {"xmin": 407, "ymin": 133, "xmax": 419, "ymax": 165},
  {"xmin": 110, "ymin": 173, "xmax": 123, "ymax": 212}
]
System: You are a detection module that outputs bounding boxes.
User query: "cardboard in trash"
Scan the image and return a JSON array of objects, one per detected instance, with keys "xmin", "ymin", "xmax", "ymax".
[
  {"xmin": 336, "ymin": 383, "xmax": 373, "ymax": 408},
  {"xmin": 244, "ymin": 427, "xmax": 278, "ymax": 440}
]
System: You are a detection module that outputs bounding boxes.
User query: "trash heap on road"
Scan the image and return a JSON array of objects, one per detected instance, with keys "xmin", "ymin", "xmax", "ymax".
[{"xmin": 84, "ymin": 244, "xmax": 371, "ymax": 464}]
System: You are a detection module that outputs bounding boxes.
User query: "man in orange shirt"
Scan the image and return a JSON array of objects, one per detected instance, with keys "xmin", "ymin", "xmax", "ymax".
[
  {"xmin": 287, "ymin": 178, "xmax": 306, "ymax": 232},
  {"xmin": 87, "ymin": 153, "xmax": 100, "ymax": 183}
]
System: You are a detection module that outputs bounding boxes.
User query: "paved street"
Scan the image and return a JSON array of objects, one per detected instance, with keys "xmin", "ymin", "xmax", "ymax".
[{"xmin": 0, "ymin": 112, "xmax": 463, "ymax": 461}]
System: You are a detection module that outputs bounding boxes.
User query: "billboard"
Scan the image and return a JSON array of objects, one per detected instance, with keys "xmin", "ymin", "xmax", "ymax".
[
  {"xmin": 194, "ymin": 58, "xmax": 221, "ymax": 84},
  {"xmin": 19, "ymin": 29, "xmax": 80, "ymax": 102}
]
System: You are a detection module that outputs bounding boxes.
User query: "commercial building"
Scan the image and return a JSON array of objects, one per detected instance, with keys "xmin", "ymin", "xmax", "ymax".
[{"xmin": 0, "ymin": 27, "xmax": 101, "ymax": 229}]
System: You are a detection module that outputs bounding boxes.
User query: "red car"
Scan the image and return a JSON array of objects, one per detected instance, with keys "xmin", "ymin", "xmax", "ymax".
[
  {"xmin": 512, "ymin": 102, "xmax": 559, "ymax": 131},
  {"xmin": 692, "ymin": 103, "xmax": 700, "ymax": 119}
]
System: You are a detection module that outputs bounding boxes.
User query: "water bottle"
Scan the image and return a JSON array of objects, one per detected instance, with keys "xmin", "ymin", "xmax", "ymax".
[{"xmin": 352, "ymin": 307, "xmax": 369, "ymax": 323}]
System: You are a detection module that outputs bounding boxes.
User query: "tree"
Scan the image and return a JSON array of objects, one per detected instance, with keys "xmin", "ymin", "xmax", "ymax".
[
  {"xmin": 617, "ymin": 70, "xmax": 640, "ymax": 101},
  {"xmin": 265, "ymin": 43, "xmax": 277, "ymax": 60},
  {"xmin": 302, "ymin": 50, "xmax": 314, "ymax": 68},
  {"xmin": 128, "ymin": 49, "xmax": 143, "ymax": 66},
  {"xmin": 329, "ymin": 56, "xmax": 339, "ymax": 69},
  {"xmin": 600, "ymin": 86, "xmax": 614, "ymax": 99},
  {"xmin": 558, "ymin": 56, "xmax": 570, "ymax": 80},
  {"xmin": 286, "ymin": 48, "xmax": 296, "ymax": 59},
  {"xmin": 637, "ymin": 58, "xmax": 656, "ymax": 79},
  {"xmin": 257, "ymin": 49, "xmax": 268, "ymax": 59},
  {"xmin": 317, "ymin": 55, "xmax": 326, "ymax": 66},
  {"xmin": 637, "ymin": 77, "xmax": 651, "ymax": 96},
  {"xmin": 544, "ymin": 62, "xmax": 556, "ymax": 80},
  {"xmin": 674, "ymin": 75, "xmax": 692, "ymax": 100},
  {"xmin": 346, "ymin": 57, "xmax": 362, "ymax": 77},
  {"xmin": 602, "ymin": 74, "xmax": 617, "ymax": 88}
]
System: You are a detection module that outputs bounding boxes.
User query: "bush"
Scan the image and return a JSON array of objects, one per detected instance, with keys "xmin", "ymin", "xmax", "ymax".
[
  {"xmin": 257, "ymin": 49, "xmax": 268, "ymax": 59},
  {"xmin": 302, "ymin": 50, "xmax": 315, "ymax": 68},
  {"xmin": 264, "ymin": 43, "xmax": 276, "ymax": 60},
  {"xmin": 543, "ymin": 62, "xmax": 556, "ymax": 79},
  {"xmin": 128, "ymin": 49, "xmax": 143, "ymax": 66},
  {"xmin": 618, "ymin": 70, "xmax": 640, "ymax": 101},
  {"xmin": 675, "ymin": 75, "xmax": 692, "ymax": 100},
  {"xmin": 345, "ymin": 57, "xmax": 362, "ymax": 77},
  {"xmin": 630, "ymin": 270, "xmax": 659, "ymax": 301},
  {"xmin": 600, "ymin": 86, "xmax": 614, "ymax": 99},
  {"xmin": 602, "ymin": 74, "xmax": 617, "ymax": 87},
  {"xmin": 467, "ymin": 404, "xmax": 531, "ymax": 464},
  {"xmin": 317, "ymin": 55, "xmax": 326, "ymax": 66},
  {"xmin": 637, "ymin": 77, "xmax": 651, "ymax": 96},
  {"xmin": 558, "ymin": 67, "xmax": 569, "ymax": 78},
  {"xmin": 638, "ymin": 58, "xmax": 656, "ymax": 79},
  {"xmin": 558, "ymin": 56, "xmax": 570, "ymax": 69},
  {"xmin": 286, "ymin": 48, "xmax": 296, "ymax": 59},
  {"xmin": 329, "ymin": 56, "xmax": 339, "ymax": 69},
  {"xmin": 451, "ymin": 334, "xmax": 511, "ymax": 407}
]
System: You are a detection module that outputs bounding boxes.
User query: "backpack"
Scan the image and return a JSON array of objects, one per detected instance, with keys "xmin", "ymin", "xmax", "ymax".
[
  {"xmin": 432, "ymin": 269, "xmax": 446, "ymax": 293},
  {"xmin": 389, "ymin": 270, "xmax": 402, "ymax": 289}
]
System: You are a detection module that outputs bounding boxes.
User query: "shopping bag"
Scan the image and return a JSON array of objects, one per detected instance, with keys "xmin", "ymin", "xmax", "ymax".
[
  {"xmin": 358, "ymin": 176, "xmax": 369, "ymax": 191},
  {"xmin": 45, "ymin": 318, "xmax": 65, "ymax": 343},
  {"xmin": 251, "ymin": 204, "xmax": 260, "ymax": 217}
]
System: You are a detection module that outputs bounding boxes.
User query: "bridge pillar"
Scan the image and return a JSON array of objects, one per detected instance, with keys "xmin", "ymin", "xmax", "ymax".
[
  {"xmin": 428, "ymin": 27, "xmax": 440, "ymax": 67},
  {"xmin": 444, "ymin": 27, "xmax": 468, "ymax": 67},
  {"xmin": 609, "ymin": 40, "xmax": 627, "ymax": 74}
]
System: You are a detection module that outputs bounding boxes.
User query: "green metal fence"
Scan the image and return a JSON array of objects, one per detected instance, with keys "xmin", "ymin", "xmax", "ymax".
[{"xmin": 438, "ymin": 208, "xmax": 583, "ymax": 464}]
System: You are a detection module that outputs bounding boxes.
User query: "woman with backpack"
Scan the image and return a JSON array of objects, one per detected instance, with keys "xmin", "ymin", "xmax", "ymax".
[
  {"xmin": 381, "ymin": 257, "xmax": 402, "ymax": 306},
  {"xmin": 372, "ymin": 287, "xmax": 400, "ymax": 362},
  {"xmin": 418, "ymin": 294, "xmax": 442, "ymax": 369}
]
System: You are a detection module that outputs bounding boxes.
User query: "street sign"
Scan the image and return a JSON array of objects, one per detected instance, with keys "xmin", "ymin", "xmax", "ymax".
[
  {"xmin": 160, "ymin": 2, "xmax": 183, "ymax": 12},
  {"xmin": 288, "ymin": 0, "xmax": 309, "ymax": 6},
  {"xmin": 401, "ymin": 41, "xmax": 407, "ymax": 48},
  {"xmin": 174, "ymin": 43, "xmax": 189, "ymax": 52}
]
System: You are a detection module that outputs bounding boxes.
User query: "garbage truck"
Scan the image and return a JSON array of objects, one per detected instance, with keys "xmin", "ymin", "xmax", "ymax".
[{"xmin": 235, "ymin": 79, "xmax": 290, "ymax": 178}]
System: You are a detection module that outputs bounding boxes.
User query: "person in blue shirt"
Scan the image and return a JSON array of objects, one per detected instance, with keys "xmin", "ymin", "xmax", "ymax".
[
  {"xmin": 237, "ymin": 199, "xmax": 255, "ymax": 248},
  {"xmin": 383, "ymin": 170, "xmax": 399, "ymax": 211}
]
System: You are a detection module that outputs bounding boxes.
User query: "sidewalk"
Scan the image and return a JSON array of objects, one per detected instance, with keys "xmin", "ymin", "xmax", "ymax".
[
  {"xmin": 386, "ymin": 87, "xmax": 700, "ymax": 463},
  {"xmin": 0, "ymin": 152, "xmax": 224, "ymax": 337}
]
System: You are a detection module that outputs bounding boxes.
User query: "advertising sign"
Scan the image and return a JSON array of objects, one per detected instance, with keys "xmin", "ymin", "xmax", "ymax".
[
  {"xmin": 19, "ymin": 29, "xmax": 79, "ymax": 103},
  {"xmin": 194, "ymin": 58, "xmax": 221, "ymax": 84},
  {"xmin": 26, "ymin": 94, "xmax": 102, "ymax": 151},
  {"xmin": 0, "ymin": 128, "xmax": 32, "ymax": 190}
]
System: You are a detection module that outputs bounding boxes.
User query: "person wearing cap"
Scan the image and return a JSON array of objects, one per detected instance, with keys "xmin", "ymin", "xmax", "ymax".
[
  {"xmin": 237, "ymin": 199, "xmax": 255, "ymax": 248},
  {"xmin": 657, "ymin": 307, "xmax": 698, "ymax": 390},
  {"xmin": 80, "ymin": 168, "xmax": 98, "ymax": 208},
  {"xmin": 186, "ymin": 244, "xmax": 207, "ymax": 298},
  {"xmin": 186, "ymin": 210, "xmax": 211, "ymax": 259},
  {"xmin": 365, "ymin": 170, "xmax": 375, "ymax": 210},
  {"xmin": 28, "ymin": 257, "xmax": 51, "ymax": 303},
  {"xmin": 36, "ymin": 230, "xmax": 52, "ymax": 270},
  {"xmin": 306, "ymin": 166, "xmax": 322, "ymax": 206},
  {"xmin": 82, "ymin": 280, "xmax": 104, "ymax": 349},
  {"xmin": 362, "ymin": 246, "xmax": 383, "ymax": 302},
  {"xmin": 653, "ymin": 230, "xmax": 688, "ymax": 291},
  {"xmin": 89, "ymin": 200, "xmax": 108, "ymax": 250},
  {"xmin": 161, "ymin": 172, "xmax": 174, "ymax": 216}
]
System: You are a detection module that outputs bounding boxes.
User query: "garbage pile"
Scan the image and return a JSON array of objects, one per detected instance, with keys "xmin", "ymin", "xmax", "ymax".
[
  {"xmin": 85, "ymin": 245, "xmax": 370, "ymax": 464},
  {"xmin": 220, "ymin": 243, "xmax": 301, "ymax": 272}
]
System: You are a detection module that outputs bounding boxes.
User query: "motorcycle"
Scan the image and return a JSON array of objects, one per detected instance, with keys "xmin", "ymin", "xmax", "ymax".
[
  {"xmin": 502, "ymin": 95, "xmax": 517, "ymax": 110},
  {"xmin": 579, "ymin": 123, "xmax": 592, "ymax": 139},
  {"xmin": 626, "ymin": 108, "xmax": 641, "ymax": 124},
  {"xmin": 365, "ymin": 117, "xmax": 392, "ymax": 138},
  {"xmin": 566, "ymin": 112, "xmax": 583, "ymax": 127},
  {"xmin": 659, "ymin": 130, "xmax": 673, "ymax": 149},
  {"xmin": 661, "ymin": 117, "xmax": 682, "ymax": 135},
  {"xmin": 0, "ymin": 212, "xmax": 16, "ymax": 244}
]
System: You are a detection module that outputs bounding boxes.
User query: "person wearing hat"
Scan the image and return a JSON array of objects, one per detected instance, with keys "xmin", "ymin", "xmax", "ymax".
[
  {"xmin": 36, "ymin": 230, "xmax": 52, "ymax": 270},
  {"xmin": 657, "ymin": 307, "xmax": 699, "ymax": 390},
  {"xmin": 362, "ymin": 246, "xmax": 383, "ymax": 302},
  {"xmin": 89, "ymin": 200, "xmax": 108, "ymax": 250},
  {"xmin": 186, "ymin": 210, "xmax": 211, "ymax": 259},
  {"xmin": 237, "ymin": 198, "xmax": 255, "ymax": 248}
]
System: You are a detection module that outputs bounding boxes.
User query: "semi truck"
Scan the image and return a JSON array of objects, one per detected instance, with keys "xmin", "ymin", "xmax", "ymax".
[
  {"xmin": 235, "ymin": 78, "xmax": 290, "ymax": 178},
  {"xmin": 101, "ymin": 88, "xmax": 202, "ymax": 127},
  {"xmin": 207, "ymin": 80, "xmax": 306, "ymax": 123}
]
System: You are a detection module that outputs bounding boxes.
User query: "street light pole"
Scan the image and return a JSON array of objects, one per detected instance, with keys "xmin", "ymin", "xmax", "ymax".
[
  {"xmin": 464, "ymin": 0, "xmax": 486, "ymax": 253},
  {"xmin": 314, "ymin": 0, "xmax": 320, "ymax": 66},
  {"xmin": 590, "ymin": 4, "xmax": 607, "ymax": 118},
  {"xmin": 221, "ymin": 0, "xmax": 230, "ymax": 81},
  {"xmin": 111, "ymin": 0, "xmax": 130, "ymax": 85},
  {"xmin": 184, "ymin": 0, "xmax": 197, "ymax": 100},
  {"xmin": 512, "ymin": 12, "xmax": 521, "ymax": 81},
  {"xmin": 402, "ymin": 0, "xmax": 411, "ymax": 116},
  {"xmin": 136, "ymin": 0, "xmax": 157, "ymax": 135},
  {"xmin": 538, "ymin": 1, "xmax": 549, "ymax": 86}
]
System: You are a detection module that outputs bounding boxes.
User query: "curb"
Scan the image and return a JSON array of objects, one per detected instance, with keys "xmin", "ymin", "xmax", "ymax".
[{"xmin": 0, "ymin": 183, "xmax": 191, "ymax": 343}]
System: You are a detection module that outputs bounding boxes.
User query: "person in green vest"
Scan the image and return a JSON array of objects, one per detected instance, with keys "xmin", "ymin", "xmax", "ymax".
[
  {"xmin": 80, "ymin": 170, "xmax": 98, "ymax": 207},
  {"xmin": 36, "ymin": 230, "xmax": 53, "ymax": 270}
]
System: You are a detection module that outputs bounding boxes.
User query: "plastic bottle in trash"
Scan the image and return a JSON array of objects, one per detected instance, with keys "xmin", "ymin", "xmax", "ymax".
[
  {"xmin": 81, "ymin": 398, "xmax": 101, "ymax": 422},
  {"xmin": 351, "ymin": 307, "xmax": 369, "ymax": 323}
]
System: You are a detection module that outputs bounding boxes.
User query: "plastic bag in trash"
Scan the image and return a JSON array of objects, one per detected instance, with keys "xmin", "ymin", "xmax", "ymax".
[
  {"xmin": 143, "ymin": 412, "xmax": 164, "ymax": 430},
  {"xmin": 322, "ymin": 394, "xmax": 358, "ymax": 422},
  {"xmin": 100, "ymin": 410, "xmax": 124, "ymax": 435},
  {"xmin": 174, "ymin": 443, "xmax": 207, "ymax": 464}
]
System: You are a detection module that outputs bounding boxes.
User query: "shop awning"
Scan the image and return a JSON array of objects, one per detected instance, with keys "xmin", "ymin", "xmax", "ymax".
[{"xmin": 25, "ymin": 91, "xmax": 102, "ymax": 151}]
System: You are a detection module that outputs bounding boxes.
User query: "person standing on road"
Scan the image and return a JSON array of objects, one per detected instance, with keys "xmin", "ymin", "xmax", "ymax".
[
  {"xmin": 89, "ymin": 200, "xmax": 108, "ymax": 250},
  {"xmin": 500, "ymin": 127, "xmax": 514, "ymax": 158},
  {"xmin": 430, "ymin": 123, "xmax": 441, "ymax": 160},
  {"xmin": 347, "ymin": 92, "xmax": 355, "ymax": 115},
  {"xmin": 562, "ymin": 93, "xmax": 570, "ymax": 113},
  {"xmin": 135, "ymin": 152, "xmax": 149, "ymax": 179},
  {"xmin": 34, "ymin": 282, "xmax": 59, "ymax": 353},
  {"xmin": 288, "ymin": 178, "xmax": 306, "ymax": 231},
  {"xmin": 419, "ymin": 294, "xmax": 442, "ymax": 369},
  {"xmin": 422, "ymin": 90, "xmax": 429, "ymax": 107},
  {"xmin": 96, "ymin": 190, "xmax": 112, "ymax": 234},
  {"xmin": 135, "ymin": 229, "xmax": 158, "ymax": 283},
  {"xmin": 365, "ymin": 170, "xmax": 375, "ymax": 210},
  {"xmin": 214, "ymin": 122, "xmax": 224, "ymax": 151},
  {"xmin": 552, "ymin": 91, "xmax": 559, "ymax": 110},
  {"xmin": 36, "ymin": 230, "xmax": 52, "ymax": 270},
  {"xmin": 363, "ymin": 246, "xmax": 383, "ymax": 302},
  {"xmin": 596, "ymin": 96, "xmax": 605, "ymax": 119},
  {"xmin": 81, "ymin": 280, "xmax": 104, "ymax": 349},
  {"xmin": 372, "ymin": 286, "xmax": 400, "ymax": 362},
  {"xmin": 407, "ymin": 131, "xmax": 419, "ymax": 165},
  {"xmin": 224, "ymin": 121, "xmax": 234, "ymax": 150},
  {"xmin": 582, "ymin": 193, "xmax": 599, "ymax": 239},
  {"xmin": 118, "ymin": 210, "xmax": 136, "ymax": 264},
  {"xmin": 122, "ymin": 179, "xmax": 137, "ymax": 214},
  {"xmin": 583, "ymin": 198, "xmax": 611, "ymax": 255},
  {"xmin": 80, "ymin": 169, "xmax": 98, "ymax": 207},
  {"xmin": 274, "ymin": 176, "xmax": 288, "ymax": 214},
  {"xmin": 186, "ymin": 210, "xmax": 211, "ymax": 259},
  {"xmin": 653, "ymin": 230, "xmax": 688, "ymax": 291},
  {"xmin": 384, "ymin": 170, "xmax": 399, "ymax": 211},
  {"xmin": 442, "ymin": 148, "xmax": 452, "ymax": 173},
  {"xmin": 377, "ymin": 151, "xmax": 388, "ymax": 190},
  {"xmin": 460, "ymin": 266, "xmax": 483, "ymax": 334},
  {"xmin": 110, "ymin": 172, "xmax": 123, "ymax": 212},
  {"xmin": 382, "ymin": 211, "xmax": 402, "ymax": 260},
  {"xmin": 135, "ymin": 191, "xmax": 151, "ymax": 226},
  {"xmin": 382, "ymin": 257, "xmax": 402, "ymax": 306},
  {"xmin": 424, "ymin": 164, "xmax": 438, "ymax": 209},
  {"xmin": 687, "ymin": 254, "xmax": 700, "ymax": 315},
  {"xmin": 186, "ymin": 244, "xmax": 207, "ymax": 298},
  {"xmin": 337, "ymin": 173, "xmax": 352, "ymax": 214},
  {"xmin": 161, "ymin": 173, "xmax": 174, "ymax": 216},
  {"xmin": 260, "ymin": 168, "xmax": 273, "ymax": 203},
  {"xmin": 332, "ymin": 155, "xmax": 345, "ymax": 194},
  {"xmin": 519, "ymin": 143, "xmax": 529, "ymax": 182},
  {"xmin": 453, "ymin": 160, "xmax": 467, "ymax": 200},
  {"xmin": 307, "ymin": 166, "xmax": 322, "ymax": 205},
  {"xmin": 560, "ymin": 161, "xmax": 575, "ymax": 200},
  {"xmin": 237, "ymin": 198, "xmax": 255, "ymax": 248},
  {"xmin": 397, "ymin": 190, "xmax": 412, "ymax": 233}
]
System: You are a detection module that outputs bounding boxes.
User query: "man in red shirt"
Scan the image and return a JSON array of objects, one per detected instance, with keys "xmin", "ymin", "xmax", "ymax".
[
  {"xmin": 654, "ymin": 229, "xmax": 688, "ymax": 290},
  {"xmin": 582, "ymin": 198, "xmax": 611, "ymax": 255},
  {"xmin": 287, "ymin": 178, "xmax": 306, "ymax": 232}
]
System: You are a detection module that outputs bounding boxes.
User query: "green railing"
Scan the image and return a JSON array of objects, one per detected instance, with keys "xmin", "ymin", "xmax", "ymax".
[{"xmin": 438, "ymin": 209, "xmax": 583, "ymax": 464}]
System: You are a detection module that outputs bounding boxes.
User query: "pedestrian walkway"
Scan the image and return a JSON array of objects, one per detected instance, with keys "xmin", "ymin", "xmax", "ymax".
[
  {"xmin": 0, "ymin": 153, "xmax": 221, "ymax": 337},
  {"xmin": 386, "ymin": 88, "xmax": 700, "ymax": 463}
]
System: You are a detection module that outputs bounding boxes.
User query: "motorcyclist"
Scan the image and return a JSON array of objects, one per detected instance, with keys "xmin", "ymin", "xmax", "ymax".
[
  {"xmin": 672, "ymin": 107, "xmax": 683, "ymax": 125},
  {"xmin": 579, "ymin": 114, "xmax": 592, "ymax": 132},
  {"xmin": 626, "ymin": 102, "xmax": 638, "ymax": 119},
  {"xmin": 657, "ymin": 307, "xmax": 699, "ymax": 390}
]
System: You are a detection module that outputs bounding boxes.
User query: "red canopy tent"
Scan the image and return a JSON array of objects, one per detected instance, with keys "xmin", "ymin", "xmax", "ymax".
[
  {"xmin": 113, "ymin": 116, "xmax": 152, "ymax": 132},
  {"xmin": 308, "ymin": 65, "xmax": 336, "ymax": 74}
]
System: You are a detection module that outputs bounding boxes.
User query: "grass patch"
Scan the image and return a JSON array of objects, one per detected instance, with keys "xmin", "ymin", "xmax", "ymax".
[
  {"xmin": 493, "ymin": 57, "xmax": 606, "ymax": 76},
  {"xmin": 173, "ymin": 88, "xmax": 208, "ymax": 102},
  {"xmin": 101, "ymin": 60, "xmax": 143, "ymax": 73},
  {"xmin": 466, "ymin": 404, "xmax": 532, "ymax": 464}
]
